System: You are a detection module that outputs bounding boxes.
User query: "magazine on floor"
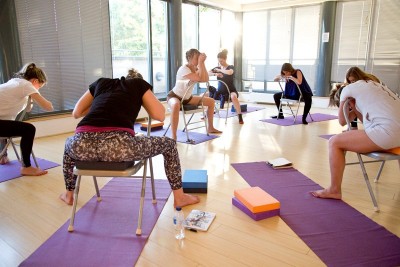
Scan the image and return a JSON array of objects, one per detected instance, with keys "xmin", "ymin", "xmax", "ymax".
[
  {"xmin": 183, "ymin": 209, "xmax": 216, "ymax": 232},
  {"xmin": 267, "ymin": 157, "xmax": 293, "ymax": 169}
]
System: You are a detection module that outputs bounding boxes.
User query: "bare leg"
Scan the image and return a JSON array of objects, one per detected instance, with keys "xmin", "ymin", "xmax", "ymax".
[
  {"xmin": 231, "ymin": 93, "xmax": 243, "ymax": 124},
  {"xmin": 173, "ymin": 188, "xmax": 200, "ymax": 208},
  {"xmin": 20, "ymin": 166, "xmax": 48, "ymax": 176},
  {"xmin": 0, "ymin": 156, "xmax": 10, "ymax": 165},
  {"xmin": 168, "ymin": 98, "xmax": 181, "ymax": 140},
  {"xmin": 201, "ymin": 96, "xmax": 222, "ymax": 134},
  {"xmin": 311, "ymin": 130, "xmax": 382, "ymax": 199},
  {"xmin": 60, "ymin": 190, "xmax": 74, "ymax": 205}
]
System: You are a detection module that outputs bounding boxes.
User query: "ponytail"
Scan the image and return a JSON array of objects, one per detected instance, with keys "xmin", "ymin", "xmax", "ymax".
[{"xmin": 14, "ymin": 62, "xmax": 47, "ymax": 84}]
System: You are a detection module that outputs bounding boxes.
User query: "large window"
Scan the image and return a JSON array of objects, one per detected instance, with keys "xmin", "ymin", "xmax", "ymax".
[
  {"xmin": 109, "ymin": 0, "xmax": 168, "ymax": 98},
  {"xmin": 331, "ymin": 0, "xmax": 399, "ymax": 93},
  {"xmin": 242, "ymin": 5, "xmax": 320, "ymax": 92},
  {"xmin": 15, "ymin": 0, "xmax": 112, "ymax": 116}
]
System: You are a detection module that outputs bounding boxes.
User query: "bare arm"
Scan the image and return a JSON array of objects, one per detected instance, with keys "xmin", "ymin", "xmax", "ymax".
[
  {"xmin": 287, "ymin": 70, "xmax": 303, "ymax": 85},
  {"xmin": 142, "ymin": 89, "xmax": 165, "ymax": 122},
  {"xmin": 72, "ymin": 90, "xmax": 93, "ymax": 119},
  {"xmin": 30, "ymin": 93, "xmax": 53, "ymax": 111},
  {"xmin": 338, "ymin": 98, "xmax": 357, "ymax": 126},
  {"xmin": 184, "ymin": 53, "xmax": 209, "ymax": 83}
]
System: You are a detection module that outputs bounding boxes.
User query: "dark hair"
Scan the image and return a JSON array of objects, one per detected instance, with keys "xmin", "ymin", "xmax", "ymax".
[
  {"xmin": 329, "ymin": 83, "xmax": 346, "ymax": 107},
  {"xmin": 185, "ymin": 48, "xmax": 200, "ymax": 62},
  {"xmin": 217, "ymin": 49, "xmax": 228, "ymax": 60},
  {"xmin": 280, "ymin": 63, "xmax": 296, "ymax": 75},
  {"xmin": 345, "ymin": 67, "xmax": 380, "ymax": 84},
  {"xmin": 14, "ymin": 62, "xmax": 47, "ymax": 84},
  {"xmin": 126, "ymin": 68, "xmax": 143, "ymax": 79}
]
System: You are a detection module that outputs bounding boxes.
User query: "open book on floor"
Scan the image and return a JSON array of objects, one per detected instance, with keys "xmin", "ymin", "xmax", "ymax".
[
  {"xmin": 267, "ymin": 157, "xmax": 293, "ymax": 169},
  {"xmin": 183, "ymin": 209, "xmax": 216, "ymax": 232}
]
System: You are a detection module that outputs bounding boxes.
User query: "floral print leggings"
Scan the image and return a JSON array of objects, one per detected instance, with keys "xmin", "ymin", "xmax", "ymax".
[{"xmin": 63, "ymin": 131, "xmax": 182, "ymax": 191}]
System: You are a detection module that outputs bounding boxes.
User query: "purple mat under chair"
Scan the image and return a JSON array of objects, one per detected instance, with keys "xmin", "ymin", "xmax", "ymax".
[
  {"xmin": 20, "ymin": 178, "xmax": 171, "ymax": 267},
  {"xmin": 215, "ymin": 106, "xmax": 265, "ymax": 118},
  {"xmin": 261, "ymin": 113, "xmax": 338, "ymax": 126},
  {"xmin": 134, "ymin": 123, "xmax": 219, "ymax": 144},
  {"xmin": 231, "ymin": 162, "xmax": 400, "ymax": 267},
  {"xmin": 0, "ymin": 157, "xmax": 60, "ymax": 183},
  {"xmin": 319, "ymin": 134, "xmax": 336, "ymax": 140}
]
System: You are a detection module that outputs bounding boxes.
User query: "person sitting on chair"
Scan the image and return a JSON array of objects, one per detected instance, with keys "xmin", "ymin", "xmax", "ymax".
[
  {"xmin": 0, "ymin": 63, "xmax": 53, "ymax": 175},
  {"xmin": 311, "ymin": 80, "xmax": 400, "ymax": 199},
  {"xmin": 272, "ymin": 63, "xmax": 313, "ymax": 125},
  {"xmin": 167, "ymin": 48, "xmax": 222, "ymax": 141},
  {"xmin": 209, "ymin": 49, "xmax": 243, "ymax": 124},
  {"xmin": 60, "ymin": 69, "xmax": 200, "ymax": 208}
]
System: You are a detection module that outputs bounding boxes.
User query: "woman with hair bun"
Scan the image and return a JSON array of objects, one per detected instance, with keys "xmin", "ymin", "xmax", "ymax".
[
  {"xmin": 210, "ymin": 49, "xmax": 244, "ymax": 124},
  {"xmin": 0, "ymin": 63, "xmax": 53, "ymax": 175}
]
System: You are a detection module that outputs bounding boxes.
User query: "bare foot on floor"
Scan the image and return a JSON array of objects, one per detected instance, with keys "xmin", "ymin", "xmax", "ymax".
[
  {"xmin": 0, "ymin": 156, "xmax": 10, "ymax": 165},
  {"xmin": 59, "ymin": 192, "xmax": 74, "ymax": 205},
  {"xmin": 208, "ymin": 128, "xmax": 222, "ymax": 134},
  {"xmin": 20, "ymin": 166, "xmax": 48, "ymax": 176},
  {"xmin": 310, "ymin": 189, "xmax": 342, "ymax": 200},
  {"xmin": 174, "ymin": 193, "xmax": 200, "ymax": 208}
]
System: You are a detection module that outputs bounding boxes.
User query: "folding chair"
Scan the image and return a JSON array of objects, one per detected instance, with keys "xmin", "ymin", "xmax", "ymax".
[
  {"xmin": 213, "ymin": 80, "xmax": 231, "ymax": 124},
  {"xmin": 343, "ymin": 99, "xmax": 400, "ymax": 212},
  {"xmin": 68, "ymin": 117, "xmax": 157, "ymax": 236},
  {"xmin": 164, "ymin": 82, "xmax": 209, "ymax": 144},
  {"xmin": 277, "ymin": 78, "xmax": 313, "ymax": 124},
  {"xmin": 0, "ymin": 96, "xmax": 39, "ymax": 167}
]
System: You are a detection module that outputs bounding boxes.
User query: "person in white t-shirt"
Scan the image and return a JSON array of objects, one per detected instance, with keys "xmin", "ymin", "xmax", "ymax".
[
  {"xmin": 312, "ymin": 80, "xmax": 400, "ymax": 199},
  {"xmin": 0, "ymin": 63, "xmax": 53, "ymax": 175},
  {"xmin": 167, "ymin": 48, "xmax": 222, "ymax": 140}
]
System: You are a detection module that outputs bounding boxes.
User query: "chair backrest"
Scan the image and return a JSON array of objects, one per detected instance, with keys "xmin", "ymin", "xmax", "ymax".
[
  {"xmin": 278, "ymin": 78, "xmax": 303, "ymax": 101},
  {"xmin": 16, "ymin": 96, "xmax": 33, "ymax": 122},
  {"xmin": 181, "ymin": 82, "xmax": 210, "ymax": 110}
]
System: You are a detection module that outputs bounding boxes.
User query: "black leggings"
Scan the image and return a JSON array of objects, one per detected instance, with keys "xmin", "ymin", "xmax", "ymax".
[
  {"xmin": 0, "ymin": 120, "xmax": 36, "ymax": 167},
  {"xmin": 273, "ymin": 92, "xmax": 312, "ymax": 119}
]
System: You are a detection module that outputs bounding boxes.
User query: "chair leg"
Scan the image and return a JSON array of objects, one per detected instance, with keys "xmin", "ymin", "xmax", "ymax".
[
  {"xmin": 293, "ymin": 102, "xmax": 301, "ymax": 124},
  {"xmin": 225, "ymin": 101, "xmax": 230, "ymax": 124},
  {"xmin": 136, "ymin": 160, "xmax": 148, "ymax": 236},
  {"xmin": 31, "ymin": 150, "xmax": 40, "ymax": 168},
  {"xmin": 11, "ymin": 141, "xmax": 21, "ymax": 162},
  {"xmin": 92, "ymin": 176, "xmax": 102, "ymax": 201},
  {"xmin": 149, "ymin": 157, "xmax": 157, "ymax": 204},
  {"xmin": 68, "ymin": 174, "xmax": 82, "ymax": 232},
  {"xmin": 163, "ymin": 123, "xmax": 171, "ymax": 137},
  {"xmin": 308, "ymin": 112, "xmax": 314, "ymax": 121},
  {"xmin": 357, "ymin": 153, "xmax": 380, "ymax": 212}
]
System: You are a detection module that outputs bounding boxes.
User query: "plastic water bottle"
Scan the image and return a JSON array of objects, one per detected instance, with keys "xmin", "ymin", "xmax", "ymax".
[{"xmin": 173, "ymin": 206, "xmax": 185, "ymax": 240}]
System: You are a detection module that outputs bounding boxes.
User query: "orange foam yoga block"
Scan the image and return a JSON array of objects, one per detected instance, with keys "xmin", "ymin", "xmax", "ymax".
[
  {"xmin": 385, "ymin": 147, "xmax": 400, "ymax": 155},
  {"xmin": 234, "ymin": 186, "xmax": 280, "ymax": 213},
  {"xmin": 141, "ymin": 120, "xmax": 164, "ymax": 128}
]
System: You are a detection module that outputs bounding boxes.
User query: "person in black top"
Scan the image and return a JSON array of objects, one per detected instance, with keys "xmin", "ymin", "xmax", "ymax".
[
  {"xmin": 210, "ymin": 49, "xmax": 244, "ymax": 124},
  {"xmin": 60, "ymin": 70, "xmax": 200, "ymax": 208},
  {"xmin": 272, "ymin": 63, "xmax": 313, "ymax": 125}
]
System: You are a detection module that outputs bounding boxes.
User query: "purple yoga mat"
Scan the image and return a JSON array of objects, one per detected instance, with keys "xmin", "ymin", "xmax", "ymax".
[
  {"xmin": 231, "ymin": 162, "xmax": 400, "ymax": 267},
  {"xmin": 261, "ymin": 113, "xmax": 338, "ymax": 126},
  {"xmin": 0, "ymin": 158, "xmax": 59, "ymax": 183},
  {"xmin": 134, "ymin": 124, "xmax": 219, "ymax": 144},
  {"xmin": 20, "ymin": 178, "xmax": 171, "ymax": 267},
  {"xmin": 215, "ymin": 106, "xmax": 265, "ymax": 118}
]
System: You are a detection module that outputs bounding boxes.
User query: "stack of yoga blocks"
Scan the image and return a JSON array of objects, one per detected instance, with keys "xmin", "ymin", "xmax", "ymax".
[
  {"xmin": 232, "ymin": 186, "xmax": 280, "ymax": 221},
  {"xmin": 182, "ymin": 169, "xmax": 208, "ymax": 193}
]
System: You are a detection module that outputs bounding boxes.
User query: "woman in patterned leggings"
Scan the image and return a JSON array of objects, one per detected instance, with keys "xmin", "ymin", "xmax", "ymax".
[{"xmin": 60, "ymin": 70, "xmax": 199, "ymax": 208}]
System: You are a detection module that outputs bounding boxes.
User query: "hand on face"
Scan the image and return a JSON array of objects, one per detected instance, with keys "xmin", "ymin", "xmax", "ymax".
[{"xmin": 198, "ymin": 53, "xmax": 207, "ymax": 63}]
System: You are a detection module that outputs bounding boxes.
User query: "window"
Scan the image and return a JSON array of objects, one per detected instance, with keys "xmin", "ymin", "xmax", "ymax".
[
  {"xmin": 15, "ymin": 0, "xmax": 112, "ymax": 116},
  {"xmin": 242, "ymin": 5, "xmax": 320, "ymax": 92}
]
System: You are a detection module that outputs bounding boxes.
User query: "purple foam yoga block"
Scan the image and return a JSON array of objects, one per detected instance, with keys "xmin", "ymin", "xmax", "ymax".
[{"xmin": 232, "ymin": 197, "xmax": 280, "ymax": 221}]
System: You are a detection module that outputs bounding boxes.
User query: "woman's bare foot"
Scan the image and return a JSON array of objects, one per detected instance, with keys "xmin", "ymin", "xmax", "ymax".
[
  {"xmin": 20, "ymin": 166, "xmax": 48, "ymax": 176},
  {"xmin": 208, "ymin": 128, "xmax": 222, "ymax": 134},
  {"xmin": 310, "ymin": 188, "xmax": 342, "ymax": 200},
  {"xmin": 174, "ymin": 193, "xmax": 200, "ymax": 208},
  {"xmin": 59, "ymin": 191, "xmax": 74, "ymax": 205},
  {"xmin": 0, "ymin": 156, "xmax": 10, "ymax": 165}
]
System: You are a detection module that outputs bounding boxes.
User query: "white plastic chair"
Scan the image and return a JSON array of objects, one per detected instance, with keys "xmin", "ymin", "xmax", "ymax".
[
  {"xmin": 343, "ymin": 99, "xmax": 400, "ymax": 212},
  {"xmin": 68, "ymin": 117, "xmax": 157, "ymax": 236}
]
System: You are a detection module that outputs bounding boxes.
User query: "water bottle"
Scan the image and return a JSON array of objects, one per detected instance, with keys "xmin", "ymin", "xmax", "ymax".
[{"xmin": 173, "ymin": 206, "xmax": 185, "ymax": 240}]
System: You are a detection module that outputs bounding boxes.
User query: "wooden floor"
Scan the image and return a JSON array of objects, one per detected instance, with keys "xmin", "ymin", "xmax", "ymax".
[{"xmin": 1, "ymin": 103, "xmax": 399, "ymax": 267}]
